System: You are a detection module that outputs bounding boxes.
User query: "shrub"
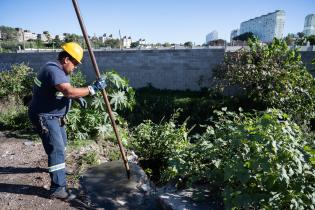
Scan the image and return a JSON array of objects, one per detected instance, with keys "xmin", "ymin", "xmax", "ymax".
[
  {"xmin": 0, "ymin": 100, "xmax": 31, "ymax": 130},
  {"xmin": 165, "ymin": 108, "xmax": 315, "ymax": 209},
  {"xmin": 213, "ymin": 39, "xmax": 315, "ymax": 124},
  {"xmin": 0, "ymin": 63, "xmax": 35, "ymax": 130},
  {"xmin": 0, "ymin": 63, "xmax": 35, "ymax": 100},
  {"xmin": 130, "ymin": 112, "xmax": 191, "ymax": 183}
]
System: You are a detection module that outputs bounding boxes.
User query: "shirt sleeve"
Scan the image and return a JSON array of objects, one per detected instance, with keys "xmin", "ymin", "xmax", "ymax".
[{"xmin": 49, "ymin": 66, "xmax": 70, "ymax": 86}]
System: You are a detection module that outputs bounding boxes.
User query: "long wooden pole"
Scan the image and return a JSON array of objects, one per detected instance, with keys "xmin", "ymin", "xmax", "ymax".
[{"xmin": 71, "ymin": 0, "xmax": 130, "ymax": 179}]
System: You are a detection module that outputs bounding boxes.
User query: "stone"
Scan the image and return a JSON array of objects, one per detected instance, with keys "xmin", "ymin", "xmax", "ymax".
[{"xmin": 23, "ymin": 141, "xmax": 34, "ymax": 146}]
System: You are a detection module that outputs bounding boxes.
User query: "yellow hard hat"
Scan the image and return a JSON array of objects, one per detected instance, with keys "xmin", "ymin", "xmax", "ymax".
[{"xmin": 61, "ymin": 42, "xmax": 83, "ymax": 63}]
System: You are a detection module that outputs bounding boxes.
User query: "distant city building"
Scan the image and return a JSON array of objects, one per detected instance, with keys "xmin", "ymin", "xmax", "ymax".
[
  {"xmin": 100, "ymin": 33, "xmax": 114, "ymax": 42},
  {"xmin": 230, "ymin": 29, "xmax": 240, "ymax": 42},
  {"xmin": 101, "ymin": 33, "xmax": 107, "ymax": 43},
  {"xmin": 138, "ymin": 39, "xmax": 146, "ymax": 46},
  {"xmin": 37, "ymin": 33, "xmax": 48, "ymax": 42},
  {"xmin": 206, "ymin": 30, "xmax": 218, "ymax": 43},
  {"xmin": 240, "ymin": 10, "xmax": 285, "ymax": 42},
  {"xmin": 23, "ymin": 30, "xmax": 37, "ymax": 41},
  {"xmin": 208, "ymin": 39, "xmax": 225, "ymax": 46},
  {"xmin": 122, "ymin": 36, "xmax": 132, "ymax": 48},
  {"xmin": 56, "ymin": 34, "xmax": 65, "ymax": 41},
  {"xmin": 15, "ymin": 28, "xmax": 24, "ymax": 42},
  {"xmin": 303, "ymin": 14, "xmax": 315, "ymax": 36},
  {"xmin": 16, "ymin": 28, "xmax": 37, "ymax": 42}
]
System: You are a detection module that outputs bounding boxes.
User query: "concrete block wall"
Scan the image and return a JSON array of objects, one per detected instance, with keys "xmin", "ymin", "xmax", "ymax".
[
  {"xmin": 0, "ymin": 49, "xmax": 225, "ymax": 90},
  {"xmin": 0, "ymin": 49, "xmax": 314, "ymax": 90},
  {"xmin": 300, "ymin": 51, "xmax": 315, "ymax": 77}
]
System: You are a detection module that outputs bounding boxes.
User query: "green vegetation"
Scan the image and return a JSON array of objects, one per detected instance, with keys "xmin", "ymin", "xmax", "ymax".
[
  {"xmin": 67, "ymin": 70, "xmax": 135, "ymax": 143},
  {"xmin": 163, "ymin": 109, "xmax": 315, "ymax": 209},
  {"xmin": 184, "ymin": 41, "xmax": 193, "ymax": 48},
  {"xmin": 0, "ymin": 63, "xmax": 35, "ymax": 130},
  {"xmin": 213, "ymin": 38, "xmax": 315, "ymax": 124},
  {"xmin": 233, "ymin": 32, "xmax": 256, "ymax": 41},
  {"xmin": 131, "ymin": 112, "xmax": 190, "ymax": 183},
  {"xmin": 124, "ymin": 87, "xmax": 212, "ymax": 127},
  {"xmin": 78, "ymin": 151, "xmax": 100, "ymax": 166},
  {"xmin": 129, "ymin": 39, "xmax": 315, "ymax": 209},
  {"xmin": 0, "ymin": 63, "xmax": 35, "ymax": 100},
  {"xmin": 0, "ymin": 37, "xmax": 314, "ymax": 209},
  {"xmin": 0, "ymin": 26, "xmax": 119, "ymax": 52}
]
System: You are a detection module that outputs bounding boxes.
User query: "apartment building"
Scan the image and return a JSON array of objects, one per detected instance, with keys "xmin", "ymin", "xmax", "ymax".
[
  {"xmin": 240, "ymin": 10, "xmax": 285, "ymax": 42},
  {"xmin": 303, "ymin": 13, "xmax": 315, "ymax": 36}
]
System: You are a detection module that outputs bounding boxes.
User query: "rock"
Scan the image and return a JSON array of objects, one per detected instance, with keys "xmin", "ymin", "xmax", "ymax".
[{"xmin": 23, "ymin": 141, "xmax": 34, "ymax": 146}]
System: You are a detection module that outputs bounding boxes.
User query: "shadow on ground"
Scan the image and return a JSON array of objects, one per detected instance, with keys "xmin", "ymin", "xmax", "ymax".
[{"xmin": 0, "ymin": 166, "xmax": 47, "ymax": 174}]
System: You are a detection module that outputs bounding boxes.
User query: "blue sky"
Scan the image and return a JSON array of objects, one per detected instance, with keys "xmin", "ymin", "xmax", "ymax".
[{"xmin": 0, "ymin": 0, "xmax": 314, "ymax": 44}]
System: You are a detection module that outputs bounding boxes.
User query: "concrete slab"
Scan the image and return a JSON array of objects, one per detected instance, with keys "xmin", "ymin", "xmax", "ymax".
[{"xmin": 81, "ymin": 160, "xmax": 159, "ymax": 210}]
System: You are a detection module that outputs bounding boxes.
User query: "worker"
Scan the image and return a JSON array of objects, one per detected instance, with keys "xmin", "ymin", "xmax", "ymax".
[{"xmin": 28, "ymin": 42, "xmax": 106, "ymax": 200}]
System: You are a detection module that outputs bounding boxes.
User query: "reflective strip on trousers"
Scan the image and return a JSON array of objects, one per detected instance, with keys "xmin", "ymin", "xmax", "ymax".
[
  {"xmin": 49, "ymin": 163, "xmax": 65, "ymax": 172},
  {"xmin": 34, "ymin": 77, "xmax": 42, "ymax": 87}
]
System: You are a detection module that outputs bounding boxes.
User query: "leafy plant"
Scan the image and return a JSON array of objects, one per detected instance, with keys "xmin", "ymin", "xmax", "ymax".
[
  {"xmin": 67, "ymin": 70, "xmax": 135, "ymax": 142},
  {"xmin": 213, "ymin": 38, "xmax": 315, "ymax": 124},
  {"xmin": 165, "ymin": 108, "xmax": 315, "ymax": 209},
  {"xmin": 70, "ymin": 68, "xmax": 86, "ymax": 87}
]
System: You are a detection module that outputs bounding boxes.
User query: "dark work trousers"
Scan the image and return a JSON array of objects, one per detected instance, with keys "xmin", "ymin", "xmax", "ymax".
[{"xmin": 28, "ymin": 110, "xmax": 67, "ymax": 192}]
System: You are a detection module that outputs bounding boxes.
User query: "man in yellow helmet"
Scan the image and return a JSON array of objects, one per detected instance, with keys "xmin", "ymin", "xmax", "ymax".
[{"xmin": 28, "ymin": 42, "xmax": 106, "ymax": 200}]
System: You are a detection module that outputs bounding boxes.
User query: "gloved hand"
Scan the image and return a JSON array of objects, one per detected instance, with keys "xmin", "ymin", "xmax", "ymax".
[
  {"xmin": 74, "ymin": 97, "xmax": 87, "ymax": 109},
  {"xmin": 88, "ymin": 77, "xmax": 106, "ymax": 95}
]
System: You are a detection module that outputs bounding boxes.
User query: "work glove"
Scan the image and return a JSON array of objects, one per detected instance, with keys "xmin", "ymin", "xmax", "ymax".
[
  {"xmin": 88, "ymin": 77, "xmax": 106, "ymax": 95},
  {"xmin": 74, "ymin": 97, "xmax": 87, "ymax": 109}
]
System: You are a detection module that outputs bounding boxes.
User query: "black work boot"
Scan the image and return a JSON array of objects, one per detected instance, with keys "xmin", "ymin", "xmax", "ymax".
[{"xmin": 50, "ymin": 187, "xmax": 76, "ymax": 201}]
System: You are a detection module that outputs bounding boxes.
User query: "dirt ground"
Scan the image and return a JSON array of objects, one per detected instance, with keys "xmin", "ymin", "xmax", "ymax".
[{"xmin": 0, "ymin": 130, "xmax": 99, "ymax": 210}]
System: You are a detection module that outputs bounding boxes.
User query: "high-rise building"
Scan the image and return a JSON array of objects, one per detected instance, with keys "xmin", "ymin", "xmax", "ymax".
[
  {"xmin": 303, "ymin": 14, "xmax": 315, "ymax": 36},
  {"xmin": 230, "ymin": 29, "xmax": 239, "ymax": 42},
  {"xmin": 240, "ymin": 10, "xmax": 285, "ymax": 42},
  {"xmin": 206, "ymin": 30, "xmax": 218, "ymax": 43}
]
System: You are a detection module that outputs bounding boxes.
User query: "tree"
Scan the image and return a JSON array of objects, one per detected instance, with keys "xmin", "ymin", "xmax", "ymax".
[
  {"xmin": 295, "ymin": 32, "xmax": 307, "ymax": 45},
  {"xmin": 104, "ymin": 39, "xmax": 120, "ymax": 49},
  {"xmin": 284, "ymin": 33, "xmax": 295, "ymax": 45},
  {"xmin": 297, "ymin": 32, "xmax": 305, "ymax": 38},
  {"xmin": 163, "ymin": 42, "xmax": 171, "ymax": 47},
  {"xmin": 184, "ymin": 41, "xmax": 192, "ymax": 48},
  {"xmin": 130, "ymin": 41, "xmax": 140, "ymax": 48},
  {"xmin": 213, "ymin": 38, "xmax": 315, "ymax": 124},
  {"xmin": 233, "ymin": 32, "xmax": 256, "ymax": 41},
  {"xmin": 52, "ymin": 35, "xmax": 62, "ymax": 48},
  {"xmin": 307, "ymin": 35, "xmax": 315, "ymax": 45},
  {"xmin": 0, "ymin": 26, "xmax": 18, "ymax": 40}
]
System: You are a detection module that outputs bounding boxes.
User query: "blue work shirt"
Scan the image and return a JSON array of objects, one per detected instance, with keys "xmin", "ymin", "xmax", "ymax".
[{"xmin": 29, "ymin": 62, "xmax": 71, "ymax": 116}]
